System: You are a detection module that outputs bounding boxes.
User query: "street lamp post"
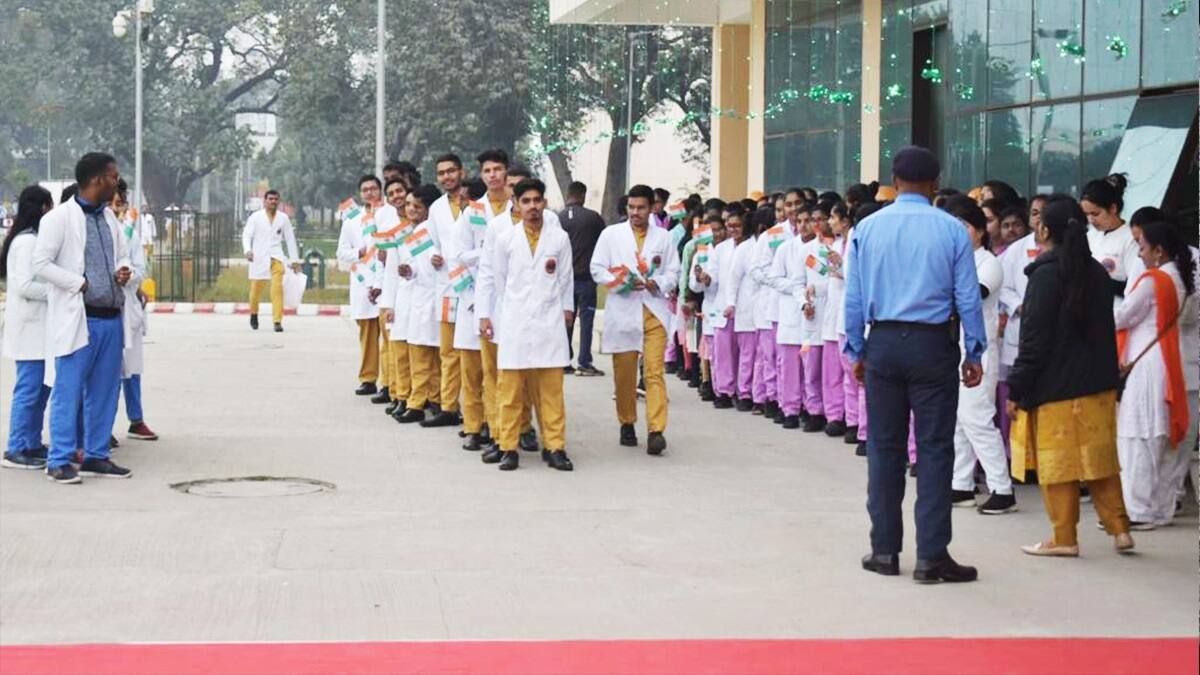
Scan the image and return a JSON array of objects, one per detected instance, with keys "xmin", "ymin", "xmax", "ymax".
[
  {"xmin": 113, "ymin": 0, "xmax": 153, "ymax": 214},
  {"xmin": 375, "ymin": 0, "xmax": 385, "ymax": 178}
]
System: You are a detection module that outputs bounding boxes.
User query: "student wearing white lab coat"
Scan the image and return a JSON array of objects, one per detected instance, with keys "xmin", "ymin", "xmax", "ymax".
[
  {"xmin": 242, "ymin": 190, "xmax": 300, "ymax": 332},
  {"xmin": 1, "ymin": 185, "xmax": 54, "ymax": 470},
  {"xmin": 422, "ymin": 154, "xmax": 468, "ymax": 428},
  {"xmin": 1081, "ymin": 174, "xmax": 1142, "ymax": 310},
  {"xmin": 687, "ymin": 215, "xmax": 725, "ymax": 402},
  {"xmin": 336, "ymin": 176, "xmax": 386, "ymax": 396},
  {"xmin": 723, "ymin": 215, "xmax": 760, "ymax": 412},
  {"xmin": 139, "ymin": 210, "xmax": 156, "ymax": 260},
  {"xmin": 769, "ymin": 230, "xmax": 808, "ymax": 429},
  {"xmin": 378, "ymin": 180, "xmax": 413, "ymax": 419},
  {"xmin": 590, "ymin": 184, "xmax": 680, "ymax": 455},
  {"xmin": 700, "ymin": 207, "xmax": 748, "ymax": 408},
  {"xmin": 33, "ymin": 153, "xmax": 137, "ymax": 483},
  {"xmin": 1114, "ymin": 223, "xmax": 1193, "ymax": 529},
  {"xmin": 813, "ymin": 200, "xmax": 847, "ymax": 437},
  {"xmin": 478, "ymin": 178, "xmax": 574, "ymax": 472},
  {"xmin": 943, "ymin": 198, "xmax": 1014, "ymax": 514},
  {"xmin": 450, "ymin": 180, "xmax": 502, "ymax": 450},
  {"xmin": 793, "ymin": 219, "xmax": 837, "ymax": 433},
  {"xmin": 747, "ymin": 209, "xmax": 793, "ymax": 421},
  {"xmin": 111, "ymin": 181, "xmax": 157, "ymax": 441}
]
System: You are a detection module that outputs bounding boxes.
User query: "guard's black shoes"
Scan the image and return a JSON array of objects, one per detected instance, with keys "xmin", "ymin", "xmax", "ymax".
[
  {"xmin": 519, "ymin": 430, "xmax": 539, "ymax": 452},
  {"xmin": 481, "ymin": 447, "xmax": 504, "ymax": 464},
  {"xmin": 498, "ymin": 451, "xmax": 519, "ymax": 471},
  {"xmin": 782, "ymin": 415, "xmax": 800, "ymax": 429},
  {"xmin": 913, "ymin": 556, "xmax": 977, "ymax": 584},
  {"xmin": 646, "ymin": 432, "xmax": 666, "ymax": 455},
  {"xmin": 274, "ymin": 322, "xmax": 284, "ymax": 333},
  {"xmin": 462, "ymin": 433, "xmax": 486, "ymax": 451},
  {"xmin": 713, "ymin": 395, "xmax": 733, "ymax": 409},
  {"xmin": 420, "ymin": 411, "xmax": 460, "ymax": 428},
  {"xmin": 855, "ymin": 442, "xmax": 867, "ymax": 457},
  {"xmin": 250, "ymin": 314, "xmax": 259, "ymax": 330},
  {"xmin": 824, "ymin": 419, "xmax": 847, "ymax": 437},
  {"xmin": 844, "ymin": 425, "xmax": 859, "ymax": 444},
  {"xmin": 394, "ymin": 408, "xmax": 425, "ymax": 424},
  {"xmin": 619, "ymin": 424, "xmax": 638, "ymax": 447},
  {"xmin": 861, "ymin": 553, "xmax": 900, "ymax": 576},
  {"xmin": 355, "ymin": 382, "xmax": 377, "ymax": 396},
  {"xmin": 802, "ymin": 414, "xmax": 827, "ymax": 432},
  {"xmin": 545, "ymin": 450, "xmax": 573, "ymax": 471},
  {"xmin": 371, "ymin": 387, "xmax": 392, "ymax": 405}
]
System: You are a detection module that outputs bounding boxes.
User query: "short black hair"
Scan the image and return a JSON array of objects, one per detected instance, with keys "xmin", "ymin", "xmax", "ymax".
[
  {"xmin": 382, "ymin": 161, "xmax": 405, "ymax": 175},
  {"xmin": 435, "ymin": 153, "xmax": 463, "ymax": 169},
  {"xmin": 358, "ymin": 174, "xmax": 382, "ymax": 191},
  {"xmin": 653, "ymin": 187, "xmax": 670, "ymax": 202},
  {"xmin": 703, "ymin": 197, "xmax": 727, "ymax": 212},
  {"xmin": 60, "ymin": 183, "xmax": 79, "ymax": 204},
  {"xmin": 476, "ymin": 148, "xmax": 509, "ymax": 168},
  {"xmin": 627, "ymin": 184, "xmax": 655, "ymax": 203},
  {"xmin": 116, "ymin": 178, "xmax": 129, "ymax": 200},
  {"xmin": 740, "ymin": 198, "xmax": 758, "ymax": 212},
  {"xmin": 942, "ymin": 195, "xmax": 989, "ymax": 249},
  {"xmin": 411, "ymin": 183, "xmax": 442, "ymax": 209},
  {"xmin": 567, "ymin": 181, "xmax": 587, "ymax": 200},
  {"xmin": 999, "ymin": 204, "xmax": 1028, "ymax": 226},
  {"xmin": 508, "ymin": 164, "xmax": 532, "ymax": 180},
  {"xmin": 389, "ymin": 160, "xmax": 421, "ymax": 187},
  {"xmin": 513, "ymin": 177, "xmax": 546, "ymax": 201},
  {"xmin": 464, "ymin": 177, "xmax": 487, "ymax": 201},
  {"xmin": 383, "ymin": 178, "xmax": 408, "ymax": 195},
  {"xmin": 264, "ymin": 189, "xmax": 280, "ymax": 199},
  {"xmin": 75, "ymin": 152, "xmax": 116, "ymax": 188},
  {"xmin": 725, "ymin": 202, "xmax": 746, "ymax": 220}
]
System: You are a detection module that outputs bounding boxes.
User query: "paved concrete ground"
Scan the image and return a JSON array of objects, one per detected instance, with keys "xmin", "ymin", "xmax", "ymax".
[{"xmin": 0, "ymin": 314, "xmax": 1196, "ymax": 645}]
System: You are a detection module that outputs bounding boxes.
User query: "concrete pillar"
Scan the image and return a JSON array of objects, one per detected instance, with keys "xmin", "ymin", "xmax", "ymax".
[
  {"xmin": 746, "ymin": 1, "xmax": 766, "ymax": 195},
  {"xmin": 860, "ymin": 0, "xmax": 882, "ymax": 182},
  {"xmin": 710, "ymin": 23, "xmax": 750, "ymax": 201}
]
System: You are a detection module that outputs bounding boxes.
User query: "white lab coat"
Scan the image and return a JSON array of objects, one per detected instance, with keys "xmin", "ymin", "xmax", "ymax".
[
  {"xmin": 492, "ymin": 222, "xmax": 574, "ymax": 369},
  {"xmin": 392, "ymin": 220, "xmax": 442, "ymax": 348},
  {"xmin": 723, "ymin": 237, "xmax": 759, "ymax": 334},
  {"xmin": 32, "ymin": 200, "xmax": 136, "ymax": 371},
  {"xmin": 475, "ymin": 208, "xmax": 561, "ymax": 343},
  {"xmin": 770, "ymin": 237, "xmax": 807, "ymax": 346},
  {"xmin": 794, "ymin": 237, "xmax": 834, "ymax": 347},
  {"xmin": 427, "ymin": 194, "xmax": 462, "ymax": 323},
  {"xmin": 336, "ymin": 207, "xmax": 383, "ymax": 320},
  {"xmin": 820, "ymin": 235, "xmax": 846, "ymax": 342},
  {"xmin": 748, "ymin": 223, "xmax": 794, "ymax": 330},
  {"xmin": 2, "ymin": 232, "xmax": 49, "ymax": 360},
  {"xmin": 589, "ymin": 221, "xmax": 680, "ymax": 354},
  {"xmin": 450, "ymin": 198, "xmax": 507, "ymax": 351},
  {"xmin": 376, "ymin": 206, "xmax": 409, "ymax": 339},
  {"xmin": 997, "ymin": 232, "xmax": 1040, "ymax": 368},
  {"xmin": 139, "ymin": 213, "xmax": 156, "ymax": 245},
  {"xmin": 242, "ymin": 209, "xmax": 300, "ymax": 280},
  {"xmin": 690, "ymin": 238, "xmax": 733, "ymax": 336},
  {"xmin": 121, "ymin": 214, "xmax": 148, "ymax": 378}
]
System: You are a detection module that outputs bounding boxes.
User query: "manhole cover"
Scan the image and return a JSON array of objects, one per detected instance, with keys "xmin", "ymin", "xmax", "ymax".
[{"xmin": 170, "ymin": 476, "xmax": 335, "ymax": 498}]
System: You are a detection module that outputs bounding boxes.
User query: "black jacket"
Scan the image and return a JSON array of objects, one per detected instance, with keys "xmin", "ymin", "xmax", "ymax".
[
  {"xmin": 1006, "ymin": 251, "xmax": 1120, "ymax": 409},
  {"xmin": 558, "ymin": 204, "xmax": 607, "ymax": 278}
]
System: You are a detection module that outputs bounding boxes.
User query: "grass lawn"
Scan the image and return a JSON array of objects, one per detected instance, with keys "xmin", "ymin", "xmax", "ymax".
[
  {"xmin": 192, "ymin": 265, "xmax": 349, "ymax": 305},
  {"xmin": 295, "ymin": 235, "xmax": 339, "ymax": 260}
]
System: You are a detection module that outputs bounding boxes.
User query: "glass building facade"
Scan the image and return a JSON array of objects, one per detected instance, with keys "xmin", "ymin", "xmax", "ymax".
[{"xmin": 764, "ymin": 0, "xmax": 1199, "ymax": 211}]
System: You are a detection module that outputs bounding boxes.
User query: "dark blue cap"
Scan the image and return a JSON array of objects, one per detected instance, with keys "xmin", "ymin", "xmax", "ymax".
[{"xmin": 891, "ymin": 145, "xmax": 941, "ymax": 182}]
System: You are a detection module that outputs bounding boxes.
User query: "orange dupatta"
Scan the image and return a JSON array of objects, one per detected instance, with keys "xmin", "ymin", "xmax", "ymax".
[{"xmin": 1116, "ymin": 268, "xmax": 1189, "ymax": 447}]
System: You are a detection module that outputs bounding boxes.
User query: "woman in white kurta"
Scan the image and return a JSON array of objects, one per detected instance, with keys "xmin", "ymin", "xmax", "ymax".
[
  {"xmin": 1114, "ymin": 222, "xmax": 1193, "ymax": 528},
  {"xmin": 1082, "ymin": 174, "xmax": 1141, "ymax": 310}
]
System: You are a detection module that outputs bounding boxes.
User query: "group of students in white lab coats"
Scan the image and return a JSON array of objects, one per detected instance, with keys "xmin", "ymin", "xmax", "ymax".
[
  {"xmin": 2, "ymin": 153, "xmax": 159, "ymax": 484},
  {"xmin": 338, "ymin": 149, "xmax": 686, "ymax": 471}
]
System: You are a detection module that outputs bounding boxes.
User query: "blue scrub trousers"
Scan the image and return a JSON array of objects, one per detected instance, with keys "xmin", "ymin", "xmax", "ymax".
[
  {"xmin": 48, "ymin": 316, "xmax": 123, "ymax": 469},
  {"xmin": 123, "ymin": 374, "xmax": 144, "ymax": 423},
  {"xmin": 7, "ymin": 360, "xmax": 51, "ymax": 454}
]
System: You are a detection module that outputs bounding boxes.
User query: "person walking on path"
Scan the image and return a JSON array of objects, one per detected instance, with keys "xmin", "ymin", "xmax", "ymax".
[
  {"xmin": 559, "ymin": 181, "xmax": 606, "ymax": 376},
  {"xmin": 242, "ymin": 190, "xmax": 300, "ymax": 332},
  {"xmin": 844, "ymin": 146, "xmax": 986, "ymax": 583}
]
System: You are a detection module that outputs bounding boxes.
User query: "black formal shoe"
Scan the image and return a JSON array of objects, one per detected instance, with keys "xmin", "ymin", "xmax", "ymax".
[
  {"xmin": 713, "ymin": 395, "xmax": 733, "ymax": 409},
  {"xmin": 619, "ymin": 424, "xmax": 638, "ymax": 447},
  {"xmin": 462, "ymin": 434, "xmax": 487, "ymax": 451},
  {"xmin": 563, "ymin": 365, "xmax": 576, "ymax": 375},
  {"xmin": 699, "ymin": 382, "xmax": 715, "ymax": 401},
  {"xmin": 371, "ymin": 387, "xmax": 392, "ymax": 405},
  {"xmin": 519, "ymin": 430, "xmax": 539, "ymax": 452},
  {"xmin": 385, "ymin": 399, "xmax": 401, "ymax": 415},
  {"xmin": 420, "ymin": 411, "xmax": 460, "ymax": 428},
  {"xmin": 424, "ymin": 402, "xmax": 442, "ymax": 416},
  {"xmin": 855, "ymin": 442, "xmax": 867, "ymax": 457},
  {"xmin": 498, "ymin": 451, "xmax": 519, "ymax": 471},
  {"xmin": 687, "ymin": 377, "xmax": 701, "ymax": 389},
  {"xmin": 782, "ymin": 415, "xmax": 800, "ymax": 429},
  {"xmin": 824, "ymin": 419, "xmax": 847, "ymax": 437},
  {"xmin": 798, "ymin": 409, "xmax": 811, "ymax": 423},
  {"xmin": 109, "ymin": 435, "xmax": 119, "ymax": 449},
  {"xmin": 355, "ymin": 382, "xmax": 377, "ymax": 396},
  {"xmin": 390, "ymin": 401, "xmax": 409, "ymax": 421},
  {"xmin": 665, "ymin": 361, "xmax": 678, "ymax": 375},
  {"xmin": 395, "ymin": 408, "xmax": 425, "ymax": 424},
  {"xmin": 676, "ymin": 366, "xmax": 689, "ymax": 381},
  {"xmin": 802, "ymin": 414, "xmax": 827, "ymax": 432},
  {"xmin": 763, "ymin": 401, "xmax": 780, "ymax": 420},
  {"xmin": 861, "ymin": 553, "xmax": 900, "ymax": 576},
  {"xmin": 647, "ymin": 432, "xmax": 666, "ymax": 455},
  {"xmin": 913, "ymin": 556, "xmax": 978, "ymax": 584},
  {"xmin": 908, "ymin": 463, "xmax": 918, "ymax": 477},
  {"xmin": 250, "ymin": 314, "xmax": 259, "ymax": 330},
  {"xmin": 481, "ymin": 447, "xmax": 504, "ymax": 464},
  {"xmin": 844, "ymin": 426, "xmax": 860, "ymax": 444},
  {"xmin": 951, "ymin": 489, "xmax": 978, "ymax": 508},
  {"xmin": 545, "ymin": 450, "xmax": 574, "ymax": 471},
  {"xmin": 274, "ymin": 322, "xmax": 284, "ymax": 333}
]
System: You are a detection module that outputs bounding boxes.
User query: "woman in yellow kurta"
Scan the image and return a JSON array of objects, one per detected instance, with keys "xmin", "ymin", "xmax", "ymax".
[{"xmin": 1004, "ymin": 195, "xmax": 1133, "ymax": 557}]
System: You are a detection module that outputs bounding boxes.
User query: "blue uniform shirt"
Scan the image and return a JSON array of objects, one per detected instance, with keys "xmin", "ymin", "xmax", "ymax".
[{"xmin": 843, "ymin": 193, "xmax": 986, "ymax": 364}]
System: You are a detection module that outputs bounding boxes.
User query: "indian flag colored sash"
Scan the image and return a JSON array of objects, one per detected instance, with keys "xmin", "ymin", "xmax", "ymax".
[
  {"xmin": 406, "ymin": 226, "xmax": 435, "ymax": 257},
  {"xmin": 449, "ymin": 264, "xmax": 474, "ymax": 293}
]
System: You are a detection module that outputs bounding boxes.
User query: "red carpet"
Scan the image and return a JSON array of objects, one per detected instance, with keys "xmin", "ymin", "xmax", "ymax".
[{"xmin": 1, "ymin": 638, "xmax": 1196, "ymax": 675}]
